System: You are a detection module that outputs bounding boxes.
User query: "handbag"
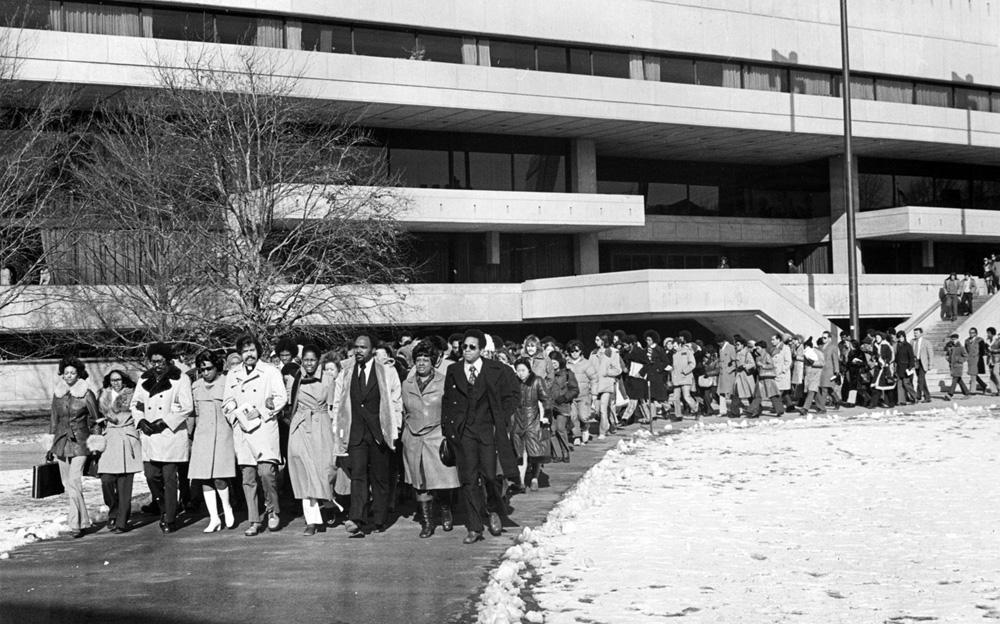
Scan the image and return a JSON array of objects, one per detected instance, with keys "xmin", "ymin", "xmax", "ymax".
[
  {"xmin": 83, "ymin": 453, "xmax": 101, "ymax": 478},
  {"xmin": 439, "ymin": 437, "xmax": 456, "ymax": 468},
  {"xmin": 32, "ymin": 462, "xmax": 65, "ymax": 498}
]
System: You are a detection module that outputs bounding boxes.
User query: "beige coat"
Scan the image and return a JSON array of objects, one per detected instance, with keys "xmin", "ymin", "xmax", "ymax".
[
  {"xmin": 130, "ymin": 366, "xmax": 193, "ymax": 463},
  {"xmin": 97, "ymin": 387, "xmax": 142, "ymax": 474},
  {"xmin": 400, "ymin": 369, "xmax": 460, "ymax": 490},
  {"xmin": 331, "ymin": 359, "xmax": 402, "ymax": 456},
  {"xmin": 223, "ymin": 361, "xmax": 287, "ymax": 465},
  {"xmin": 772, "ymin": 343, "xmax": 792, "ymax": 391}
]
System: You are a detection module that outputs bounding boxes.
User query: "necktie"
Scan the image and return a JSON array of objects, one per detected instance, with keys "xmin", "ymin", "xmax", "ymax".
[
  {"xmin": 468, "ymin": 365, "xmax": 477, "ymax": 386},
  {"xmin": 358, "ymin": 364, "xmax": 366, "ymax": 387}
]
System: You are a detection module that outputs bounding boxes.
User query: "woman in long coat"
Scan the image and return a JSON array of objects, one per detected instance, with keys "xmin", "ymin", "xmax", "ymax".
[
  {"xmin": 872, "ymin": 333, "xmax": 897, "ymax": 407},
  {"xmin": 286, "ymin": 345, "xmax": 337, "ymax": 535},
  {"xmin": 400, "ymin": 341, "xmax": 460, "ymax": 538},
  {"xmin": 734, "ymin": 336, "xmax": 757, "ymax": 409},
  {"xmin": 190, "ymin": 351, "xmax": 236, "ymax": 533},
  {"xmin": 642, "ymin": 330, "xmax": 670, "ymax": 422},
  {"xmin": 546, "ymin": 351, "xmax": 579, "ymax": 462},
  {"xmin": 97, "ymin": 370, "xmax": 142, "ymax": 533},
  {"xmin": 589, "ymin": 331, "xmax": 623, "ymax": 439},
  {"xmin": 513, "ymin": 357, "xmax": 551, "ymax": 492},
  {"xmin": 47, "ymin": 357, "xmax": 99, "ymax": 538},
  {"xmin": 799, "ymin": 337, "xmax": 828, "ymax": 413}
]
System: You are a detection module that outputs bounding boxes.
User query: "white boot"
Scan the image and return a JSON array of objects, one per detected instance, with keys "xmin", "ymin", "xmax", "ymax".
[
  {"xmin": 202, "ymin": 488, "xmax": 221, "ymax": 533},
  {"xmin": 218, "ymin": 486, "xmax": 235, "ymax": 529}
]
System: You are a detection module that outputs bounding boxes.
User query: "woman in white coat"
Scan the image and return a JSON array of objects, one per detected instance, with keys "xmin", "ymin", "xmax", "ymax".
[
  {"xmin": 190, "ymin": 351, "xmax": 237, "ymax": 532},
  {"xmin": 223, "ymin": 335, "xmax": 287, "ymax": 536},
  {"xmin": 130, "ymin": 342, "xmax": 193, "ymax": 534}
]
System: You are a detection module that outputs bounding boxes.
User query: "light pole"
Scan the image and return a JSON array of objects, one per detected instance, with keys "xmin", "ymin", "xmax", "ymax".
[{"xmin": 840, "ymin": 0, "xmax": 861, "ymax": 341}]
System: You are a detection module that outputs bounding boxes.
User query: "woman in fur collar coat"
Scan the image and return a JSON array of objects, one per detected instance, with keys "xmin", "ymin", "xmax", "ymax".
[
  {"xmin": 97, "ymin": 369, "xmax": 142, "ymax": 533},
  {"xmin": 47, "ymin": 357, "xmax": 100, "ymax": 538}
]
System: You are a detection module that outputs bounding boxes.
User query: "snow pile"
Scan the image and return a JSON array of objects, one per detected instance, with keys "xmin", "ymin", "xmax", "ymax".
[
  {"xmin": 478, "ymin": 404, "xmax": 1000, "ymax": 623},
  {"xmin": 0, "ymin": 468, "xmax": 149, "ymax": 557}
]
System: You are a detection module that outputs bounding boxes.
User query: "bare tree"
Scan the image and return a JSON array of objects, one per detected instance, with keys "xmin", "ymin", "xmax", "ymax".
[{"xmin": 66, "ymin": 46, "xmax": 411, "ymax": 353}]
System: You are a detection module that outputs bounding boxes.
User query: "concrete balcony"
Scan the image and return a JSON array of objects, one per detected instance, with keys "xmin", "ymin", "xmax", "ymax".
[
  {"xmin": 272, "ymin": 186, "xmax": 645, "ymax": 232},
  {"xmin": 599, "ymin": 214, "xmax": 830, "ymax": 245},
  {"xmin": 9, "ymin": 30, "xmax": 1000, "ymax": 165},
  {"xmin": 775, "ymin": 274, "xmax": 943, "ymax": 319},
  {"xmin": 855, "ymin": 206, "xmax": 1000, "ymax": 241}
]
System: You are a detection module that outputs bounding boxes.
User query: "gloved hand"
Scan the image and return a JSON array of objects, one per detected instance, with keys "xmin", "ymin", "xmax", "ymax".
[
  {"xmin": 151, "ymin": 419, "xmax": 169, "ymax": 434},
  {"xmin": 45, "ymin": 450, "xmax": 54, "ymax": 463},
  {"xmin": 137, "ymin": 420, "xmax": 154, "ymax": 436}
]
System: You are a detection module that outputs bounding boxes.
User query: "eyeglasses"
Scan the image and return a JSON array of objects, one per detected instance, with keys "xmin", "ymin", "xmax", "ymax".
[
  {"xmin": 462, "ymin": 344, "xmax": 479, "ymax": 351},
  {"xmin": 150, "ymin": 357, "xmax": 166, "ymax": 364},
  {"xmin": 352, "ymin": 344, "xmax": 366, "ymax": 349},
  {"xmin": 199, "ymin": 366, "xmax": 215, "ymax": 372},
  {"xmin": 109, "ymin": 378, "xmax": 123, "ymax": 383}
]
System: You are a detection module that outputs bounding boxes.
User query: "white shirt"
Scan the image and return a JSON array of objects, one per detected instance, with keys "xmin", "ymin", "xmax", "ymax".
[
  {"xmin": 357, "ymin": 358, "xmax": 374, "ymax": 383},
  {"xmin": 465, "ymin": 357, "xmax": 483, "ymax": 382}
]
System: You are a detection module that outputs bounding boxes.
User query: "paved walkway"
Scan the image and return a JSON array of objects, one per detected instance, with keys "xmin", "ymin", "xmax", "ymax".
[{"xmin": 1, "ymin": 395, "xmax": 995, "ymax": 624}]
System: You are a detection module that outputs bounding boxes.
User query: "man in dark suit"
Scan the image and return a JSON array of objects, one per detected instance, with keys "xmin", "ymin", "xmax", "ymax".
[
  {"xmin": 912, "ymin": 327, "xmax": 933, "ymax": 403},
  {"xmin": 331, "ymin": 334, "xmax": 402, "ymax": 537},
  {"xmin": 441, "ymin": 329, "xmax": 519, "ymax": 544},
  {"xmin": 893, "ymin": 331, "xmax": 917, "ymax": 405}
]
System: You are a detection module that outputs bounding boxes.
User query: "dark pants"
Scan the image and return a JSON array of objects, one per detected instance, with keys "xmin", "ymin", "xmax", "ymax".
[
  {"xmin": 896, "ymin": 376, "xmax": 917, "ymax": 404},
  {"xmin": 348, "ymin": 440, "xmax": 392, "ymax": 528},
  {"xmin": 240, "ymin": 462, "xmax": 279, "ymax": 525},
  {"xmin": 100, "ymin": 473, "xmax": 134, "ymax": 527},
  {"xmin": 945, "ymin": 294, "xmax": 958, "ymax": 320},
  {"xmin": 915, "ymin": 366, "xmax": 931, "ymax": 401},
  {"xmin": 947, "ymin": 376, "xmax": 970, "ymax": 397},
  {"xmin": 454, "ymin": 434, "xmax": 502, "ymax": 533},
  {"xmin": 177, "ymin": 461, "xmax": 191, "ymax": 507},
  {"xmin": 960, "ymin": 292, "xmax": 973, "ymax": 315},
  {"xmin": 144, "ymin": 461, "xmax": 179, "ymax": 524}
]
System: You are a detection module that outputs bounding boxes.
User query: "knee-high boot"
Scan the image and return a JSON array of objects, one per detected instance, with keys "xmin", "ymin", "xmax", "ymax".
[
  {"xmin": 438, "ymin": 490, "xmax": 454, "ymax": 532},
  {"xmin": 418, "ymin": 499, "xmax": 434, "ymax": 538}
]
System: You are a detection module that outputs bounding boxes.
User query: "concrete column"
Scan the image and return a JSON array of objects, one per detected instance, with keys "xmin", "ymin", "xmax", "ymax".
[
  {"xmin": 828, "ymin": 155, "xmax": 863, "ymax": 275},
  {"xmin": 571, "ymin": 139, "xmax": 600, "ymax": 275}
]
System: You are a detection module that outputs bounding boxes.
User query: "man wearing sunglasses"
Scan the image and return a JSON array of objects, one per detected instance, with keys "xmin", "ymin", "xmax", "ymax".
[{"xmin": 441, "ymin": 329, "xmax": 520, "ymax": 544}]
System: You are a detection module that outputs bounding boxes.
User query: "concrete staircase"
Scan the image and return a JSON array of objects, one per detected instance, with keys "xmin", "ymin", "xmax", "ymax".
[{"xmin": 898, "ymin": 293, "xmax": 993, "ymax": 391}]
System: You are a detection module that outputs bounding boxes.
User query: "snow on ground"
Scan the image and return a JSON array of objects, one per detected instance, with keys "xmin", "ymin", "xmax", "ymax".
[
  {"xmin": 478, "ymin": 405, "xmax": 1000, "ymax": 624},
  {"xmin": 0, "ymin": 436, "xmax": 150, "ymax": 557}
]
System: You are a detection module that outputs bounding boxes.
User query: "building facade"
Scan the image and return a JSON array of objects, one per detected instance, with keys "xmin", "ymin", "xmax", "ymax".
[{"xmin": 2, "ymin": 0, "xmax": 999, "ymax": 342}]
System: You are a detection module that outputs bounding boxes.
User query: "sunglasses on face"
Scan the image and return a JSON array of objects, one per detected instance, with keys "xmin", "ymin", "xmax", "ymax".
[
  {"xmin": 199, "ymin": 366, "xmax": 215, "ymax": 373},
  {"xmin": 110, "ymin": 378, "xmax": 123, "ymax": 383},
  {"xmin": 462, "ymin": 344, "xmax": 479, "ymax": 351}
]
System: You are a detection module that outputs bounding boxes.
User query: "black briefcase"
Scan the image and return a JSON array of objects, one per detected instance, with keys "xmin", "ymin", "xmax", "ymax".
[{"xmin": 32, "ymin": 462, "xmax": 64, "ymax": 499}]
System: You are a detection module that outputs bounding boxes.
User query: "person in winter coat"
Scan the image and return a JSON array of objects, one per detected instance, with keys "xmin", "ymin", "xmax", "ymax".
[
  {"xmin": 965, "ymin": 328, "xmax": 988, "ymax": 394},
  {"xmin": 770, "ymin": 335, "xmax": 793, "ymax": 412},
  {"xmin": 945, "ymin": 332, "xmax": 970, "ymax": 399},
  {"xmin": 286, "ymin": 345, "xmax": 338, "ymax": 536},
  {"xmin": 190, "ymin": 350, "xmax": 237, "ymax": 533},
  {"xmin": 565, "ymin": 340, "xmax": 598, "ymax": 445},
  {"xmin": 547, "ymin": 351, "xmax": 579, "ymax": 462},
  {"xmin": 871, "ymin": 333, "xmax": 896, "ymax": 408},
  {"xmin": 512, "ymin": 358, "xmax": 551, "ymax": 492},
  {"xmin": 749, "ymin": 342, "xmax": 781, "ymax": 417},
  {"xmin": 224, "ymin": 335, "xmax": 288, "ymax": 536},
  {"xmin": 670, "ymin": 331, "xmax": 699, "ymax": 421},
  {"xmin": 642, "ymin": 330, "xmax": 670, "ymax": 422},
  {"xmin": 695, "ymin": 344, "xmax": 719, "ymax": 416},
  {"xmin": 820, "ymin": 331, "xmax": 841, "ymax": 410},
  {"xmin": 732, "ymin": 336, "xmax": 757, "ymax": 416},
  {"xmin": 46, "ymin": 357, "xmax": 100, "ymax": 538},
  {"xmin": 522, "ymin": 335, "xmax": 555, "ymax": 389},
  {"xmin": 716, "ymin": 335, "xmax": 739, "ymax": 417},
  {"xmin": 589, "ymin": 331, "xmax": 623, "ymax": 440},
  {"xmin": 400, "ymin": 340, "xmax": 460, "ymax": 539},
  {"xmin": 798, "ymin": 337, "xmax": 827, "ymax": 414},
  {"xmin": 131, "ymin": 342, "xmax": 193, "ymax": 534},
  {"xmin": 893, "ymin": 332, "xmax": 917, "ymax": 405},
  {"xmin": 97, "ymin": 369, "xmax": 142, "ymax": 534}
]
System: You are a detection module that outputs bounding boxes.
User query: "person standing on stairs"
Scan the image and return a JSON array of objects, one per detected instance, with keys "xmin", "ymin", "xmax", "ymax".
[
  {"xmin": 943, "ymin": 273, "xmax": 961, "ymax": 322},
  {"xmin": 959, "ymin": 273, "xmax": 977, "ymax": 316}
]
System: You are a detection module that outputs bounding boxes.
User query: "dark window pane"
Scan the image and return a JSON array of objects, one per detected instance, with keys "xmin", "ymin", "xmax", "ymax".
[
  {"xmin": 791, "ymin": 70, "xmax": 833, "ymax": 96},
  {"xmin": 299, "ymin": 22, "xmax": 351, "ymax": 53},
  {"xmin": 646, "ymin": 183, "xmax": 687, "ymax": 215},
  {"xmin": 452, "ymin": 151, "xmax": 467, "ymax": 188},
  {"xmin": 0, "ymin": 0, "xmax": 50, "ymax": 28},
  {"xmin": 344, "ymin": 145, "xmax": 387, "ymax": 184},
  {"xmin": 390, "ymin": 148, "xmax": 450, "ymax": 188},
  {"xmin": 972, "ymin": 180, "xmax": 1000, "ymax": 210},
  {"xmin": 859, "ymin": 173, "xmax": 892, "ymax": 210},
  {"xmin": 513, "ymin": 154, "xmax": 566, "ymax": 192},
  {"xmin": 689, "ymin": 185, "xmax": 720, "ymax": 213},
  {"xmin": 894, "ymin": 175, "xmax": 934, "ymax": 206},
  {"xmin": 568, "ymin": 48, "xmax": 590, "ymax": 75},
  {"xmin": 214, "ymin": 13, "xmax": 256, "ymax": 45},
  {"xmin": 353, "ymin": 27, "xmax": 415, "ymax": 58},
  {"xmin": 993, "ymin": 93, "xmax": 1000, "ymax": 113},
  {"xmin": 151, "ymin": 8, "xmax": 210, "ymax": 41},
  {"xmin": 696, "ymin": 60, "xmax": 740, "ymax": 87},
  {"xmin": 934, "ymin": 178, "xmax": 968, "ymax": 207},
  {"xmin": 875, "ymin": 79, "xmax": 913, "ymax": 104},
  {"xmin": 591, "ymin": 50, "xmax": 629, "ymax": 79},
  {"xmin": 468, "ymin": 152, "xmax": 512, "ymax": 191},
  {"xmin": 416, "ymin": 33, "xmax": 463, "ymax": 63},
  {"xmin": 489, "ymin": 39, "xmax": 535, "ymax": 69},
  {"xmin": 537, "ymin": 45, "xmax": 567, "ymax": 73},
  {"xmin": 743, "ymin": 64, "xmax": 785, "ymax": 92},
  {"xmin": 955, "ymin": 88, "xmax": 990, "ymax": 111},
  {"xmin": 597, "ymin": 181, "xmax": 641, "ymax": 195},
  {"xmin": 660, "ymin": 57, "xmax": 695, "ymax": 84}
]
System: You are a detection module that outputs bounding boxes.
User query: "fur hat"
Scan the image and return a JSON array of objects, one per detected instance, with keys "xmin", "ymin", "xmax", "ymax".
[{"xmin": 86, "ymin": 433, "xmax": 107, "ymax": 454}]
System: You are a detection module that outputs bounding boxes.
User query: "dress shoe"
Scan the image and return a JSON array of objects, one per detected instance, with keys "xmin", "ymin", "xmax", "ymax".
[
  {"xmin": 266, "ymin": 515, "xmax": 281, "ymax": 532},
  {"xmin": 243, "ymin": 522, "xmax": 262, "ymax": 537},
  {"xmin": 140, "ymin": 502, "xmax": 160, "ymax": 515},
  {"xmin": 463, "ymin": 530, "xmax": 484, "ymax": 544},
  {"xmin": 70, "ymin": 528, "xmax": 86, "ymax": 539},
  {"xmin": 106, "ymin": 519, "xmax": 116, "ymax": 532},
  {"xmin": 203, "ymin": 518, "xmax": 222, "ymax": 533},
  {"xmin": 159, "ymin": 521, "xmax": 177, "ymax": 534},
  {"xmin": 487, "ymin": 512, "xmax": 502, "ymax": 536},
  {"xmin": 303, "ymin": 524, "xmax": 317, "ymax": 536},
  {"xmin": 111, "ymin": 524, "xmax": 128, "ymax": 534},
  {"xmin": 344, "ymin": 520, "xmax": 364, "ymax": 538},
  {"xmin": 440, "ymin": 506, "xmax": 454, "ymax": 532}
]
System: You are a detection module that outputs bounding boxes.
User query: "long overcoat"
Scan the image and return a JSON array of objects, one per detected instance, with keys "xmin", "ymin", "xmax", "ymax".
[
  {"xmin": 130, "ymin": 366, "xmax": 193, "ymax": 463},
  {"xmin": 331, "ymin": 359, "xmax": 403, "ymax": 455},
  {"xmin": 50, "ymin": 379, "xmax": 99, "ymax": 459},
  {"xmin": 97, "ymin": 387, "xmax": 142, "ymax": 474},
  {"xmin": 717, "ymin": 342, "xmax": 738, "ymax": 394},
  {"xmin": 189, "ymin": 376, "xmax": 236, "ymax": 479},
  {"xmin": 224, "ymin": 361, "xmax": 287, "ymax": 465},
  {"xmin": 400, "ymin": 368, "xmax": 459, "ymax": 490}
]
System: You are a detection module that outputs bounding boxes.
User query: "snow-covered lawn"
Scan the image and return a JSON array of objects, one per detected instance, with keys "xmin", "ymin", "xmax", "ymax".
[
  {"xmin": 480, "ymin": 405, "xmax": 1000, "ymax": 624},
  {"xmin": 0, "ymin": 437, "xmax": 149, "ymax": 557}
]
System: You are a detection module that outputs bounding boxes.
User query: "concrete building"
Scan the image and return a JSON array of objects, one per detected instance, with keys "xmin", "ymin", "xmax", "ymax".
[{"xmin": 1, "ymin": 0, "xmax": 999, "ymax": 352}]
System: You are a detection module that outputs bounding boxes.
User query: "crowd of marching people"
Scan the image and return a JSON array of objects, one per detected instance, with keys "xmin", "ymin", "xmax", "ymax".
[{"xmin": 45, "ymin": 323, "xmax": 1000, "ymax": 543}]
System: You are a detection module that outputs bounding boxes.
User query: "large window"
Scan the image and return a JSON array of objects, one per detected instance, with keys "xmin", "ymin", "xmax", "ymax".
[
  {"xmin": 536, "ymin": 45, "xmax": 568, "ymax": 73},
  {"xmin": 743, "ymin": 64, "xmax": 786, "ymax": 92},
  {"xmin": 860, "ymin": 164, "xmax": 1000, "ymax": 211},
  {"xmin": 696, "ymin": 60, "xmax": 740, "ymax": 88},
  {"xmin": 489, "ymin": 39, "xmax": 535, "ymax": 70},
  {"xmin": 659, "ymin": 57, "xmax": 696, "ymax": 84},
  {"xmin": 352, "ymin": 27, "xmax": 415, "ymax": 58},
  {"xmin": 300, "ymin": 22, "xmax": 352, "ymax": 53},
  {"xmin": 389, "ymin": 148, "xmax": 451, "ymax": 188},
  {"xmin": 150, "ymin": 8, "xmax": 209, "ymax": 41},
  {"xmin": 591, "ymin": 50, "xmax": 630, "ymax": 79},
  {"xmin": 416, "ymin": 33, "xmax": 463, "ymax": 63}
]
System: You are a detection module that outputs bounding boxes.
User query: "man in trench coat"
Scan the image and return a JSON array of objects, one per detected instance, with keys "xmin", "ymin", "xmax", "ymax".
[{"xmin": 715, "ymin": 335, "xmax": 739, "ymax": 417}]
